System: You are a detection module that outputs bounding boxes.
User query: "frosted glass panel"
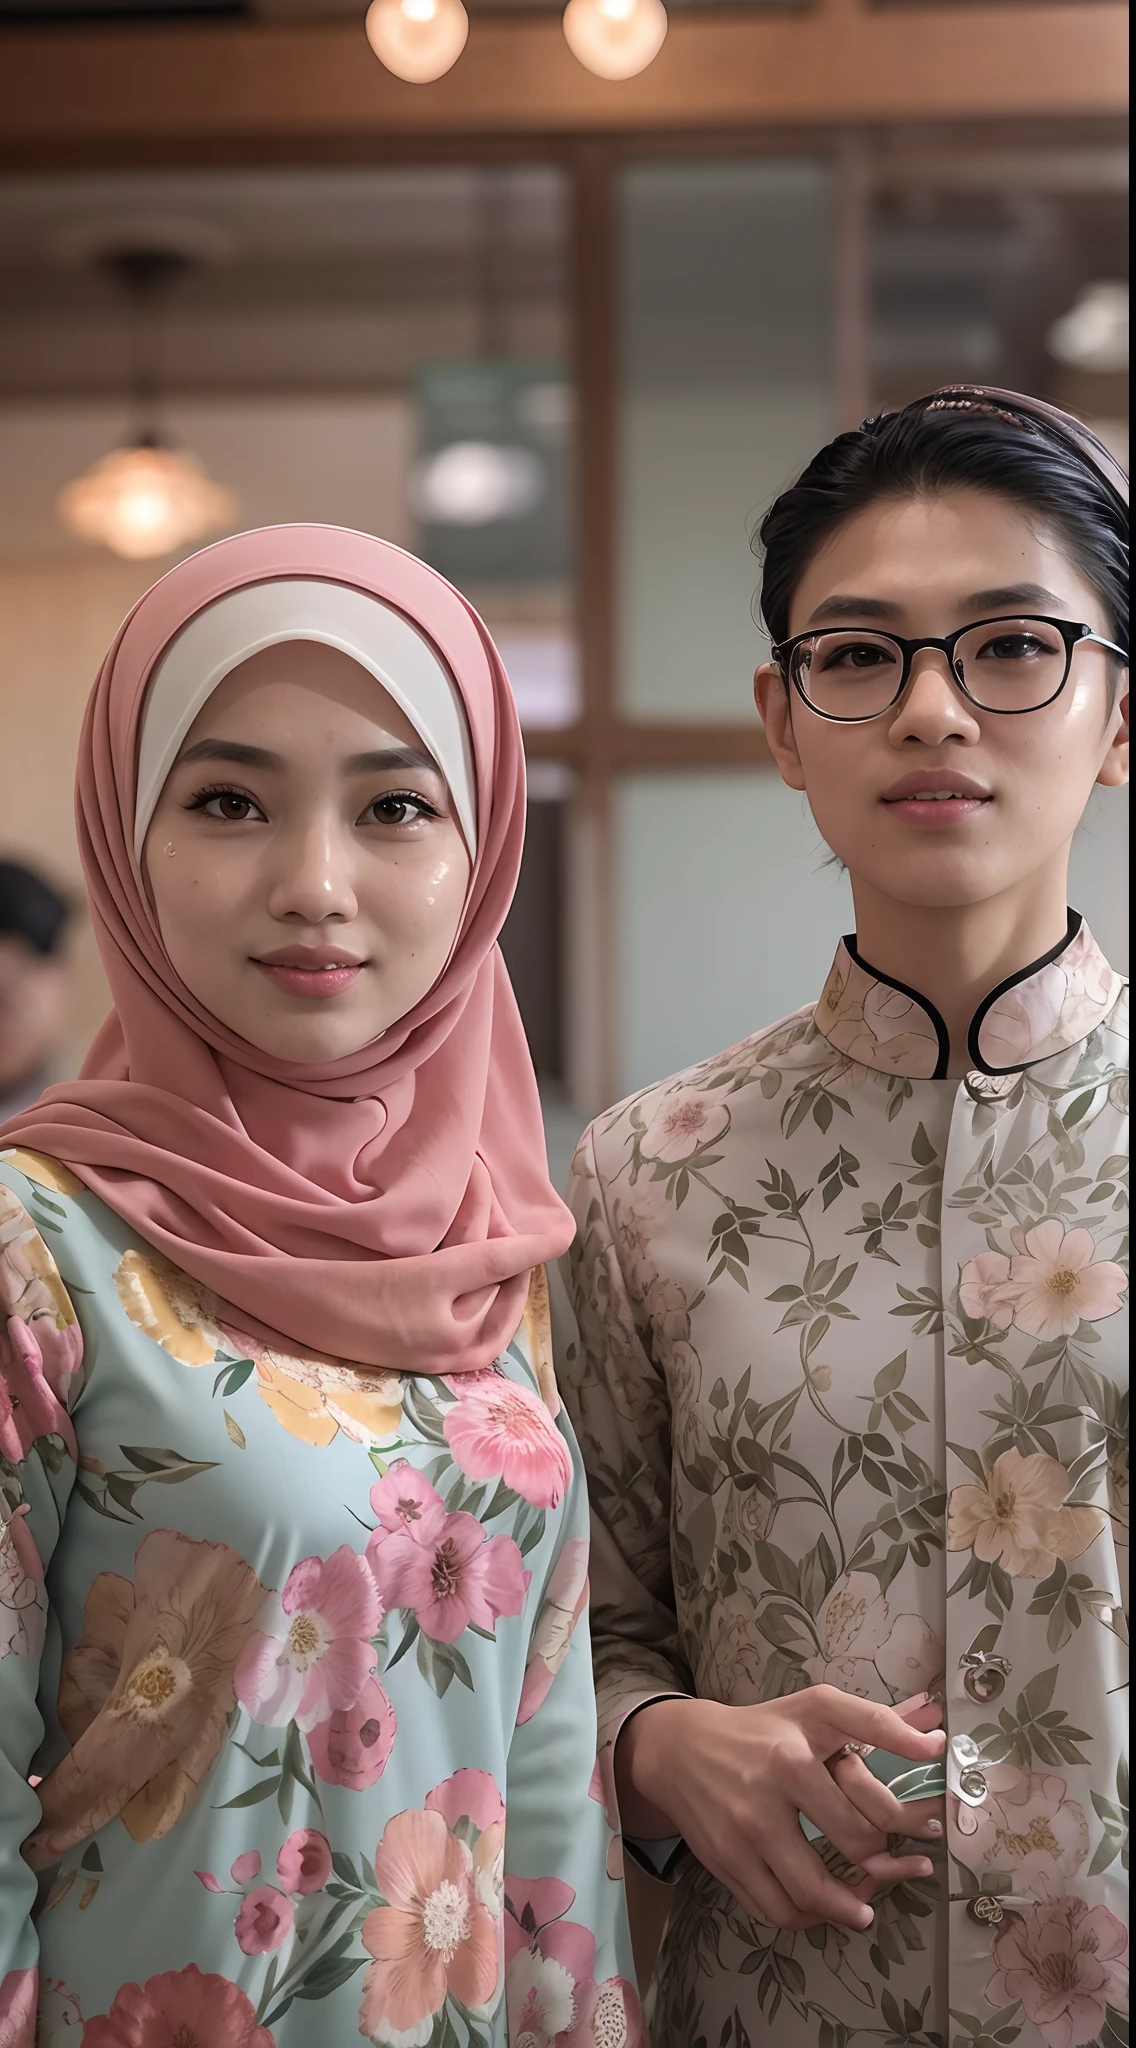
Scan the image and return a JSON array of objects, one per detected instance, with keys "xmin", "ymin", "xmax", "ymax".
[
  {"xmin": 614, "ymin": 771, "xmax": 853, "ymax": 1099},
  {"xmin": 1070, "ymin": 786, "xmax": 1128, "ymax": 974},
  {"xmin": 618, "ymin": 161, "xmax": 835, "ymax": 721}
]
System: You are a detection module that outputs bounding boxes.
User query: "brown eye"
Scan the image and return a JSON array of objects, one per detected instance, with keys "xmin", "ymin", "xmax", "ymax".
[
  {"xmin": 189, "ymin": 787, "xmax": 266, "ymax": 823},
  {"xmin": 362, "ymin": 793, "xmax": 437, "ymax": 827}
]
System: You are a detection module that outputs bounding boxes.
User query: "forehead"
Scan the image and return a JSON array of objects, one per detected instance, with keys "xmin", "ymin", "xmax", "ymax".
[
  {"xmin": 789, "ymin": 487, "xmax": 1104, "ymax": 629},
  {"xmin": 179, "ymin": 640, "xmax": 426, "ymax": 752}
]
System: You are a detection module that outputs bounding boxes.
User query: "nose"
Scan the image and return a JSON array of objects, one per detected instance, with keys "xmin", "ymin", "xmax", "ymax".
[
  {"xmin": 264, "ymin": 815, "xmax": 359, "ymax": 925},
  {"xmin": 887, "ymin": 648, "xmax": 982, "ymax": 748}
]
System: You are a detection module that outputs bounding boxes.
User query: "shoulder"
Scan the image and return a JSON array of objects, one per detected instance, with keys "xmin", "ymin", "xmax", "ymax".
[{"xmin": 572, "ymin": 1000, "xmax": 826, "ymax": 1197}]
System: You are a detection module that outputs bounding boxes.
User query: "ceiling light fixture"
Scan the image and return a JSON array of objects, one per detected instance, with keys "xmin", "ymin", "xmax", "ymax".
[
  {"xmin": 1046, "ymin": 281, "xmax": 1129, "ymax": 375},
  {"xmin": 364, "ymin": 0, "xmax": 469, "ymax": 83},
  {"xmin": 562, "ymin": 0, "xmax": 667, "ymax": 80},
  {"xmin": 411, "ymin": 441, "xmax": 544, "ymax": 526},
  {"xmin": 55, "ymin": 248, "xmax": 238, "ymax": 561}
]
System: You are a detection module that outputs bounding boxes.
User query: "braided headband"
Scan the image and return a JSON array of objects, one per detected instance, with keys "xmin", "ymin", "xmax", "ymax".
[{"xmin": 865, "ymin": 383, "xmax": 1129, "ymax": 514}]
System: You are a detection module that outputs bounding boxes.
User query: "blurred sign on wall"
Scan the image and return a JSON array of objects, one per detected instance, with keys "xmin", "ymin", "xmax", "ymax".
[{"xmin": 412, "ymin": 362, "xmax": 572, "ymax": 586}]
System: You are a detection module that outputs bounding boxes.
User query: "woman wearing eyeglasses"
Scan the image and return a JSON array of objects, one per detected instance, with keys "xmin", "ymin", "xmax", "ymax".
[{"xmin": 563, "ymin": 389, "xmax": 1129, "ymax": 2047}]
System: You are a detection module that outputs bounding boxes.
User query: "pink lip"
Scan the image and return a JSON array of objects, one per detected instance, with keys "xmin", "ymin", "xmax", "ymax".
[
  {"xmin": 254, "ymin": 962, "xmax": 362, "ymax": 999},
  {"xmin": 881, "ymin": 770, "xmax": 992, "ymax": 826},
  {"xmin": 253, "ymin": 948, "xmax": 365, "ymax": 1000}
]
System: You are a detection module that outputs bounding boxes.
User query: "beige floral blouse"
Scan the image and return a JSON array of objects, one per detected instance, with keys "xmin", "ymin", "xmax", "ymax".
[{"xmin": 563, "ymin": 913, "xmax": 1128, "ymax": 2048}]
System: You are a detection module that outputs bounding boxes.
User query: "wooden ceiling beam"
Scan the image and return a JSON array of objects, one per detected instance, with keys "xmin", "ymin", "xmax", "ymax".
[{"xmin": 0, "ymin": 0, "xmax": 1127, "ymax": 157}]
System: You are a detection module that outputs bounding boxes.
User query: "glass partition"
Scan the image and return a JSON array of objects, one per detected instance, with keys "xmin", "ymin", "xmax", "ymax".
[{"xmin": 617, "ymin": 159, "xmax": 836, "ymax": 720}]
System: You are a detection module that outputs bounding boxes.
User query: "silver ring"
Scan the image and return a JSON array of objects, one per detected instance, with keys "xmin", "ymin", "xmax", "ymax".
[{"xmin": 838, "ymin": 1741, "xmax": 874, "ymax": 1759}]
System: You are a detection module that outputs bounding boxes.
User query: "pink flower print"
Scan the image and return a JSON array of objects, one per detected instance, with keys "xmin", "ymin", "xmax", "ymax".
[
  {"xmin": 1004, "ymin": 1221, "xmax": 1127, "ymax": 1340},
  {"xmin": 235, "ymin": 1545, "xmax": 380, "ymax": 1733},
  {"xmin": 82, "ymin": 1964, "xmax": 276, "ymax": 2048},
  {"xmin": 369, "ymin": 1504, "xmax": 527, "ymax": 1646},
  {"xmin": 369, "ymin": 1462, "xmax": 448, "ymax": 1543},
  {"xmin": 195, "ymin": 1846, "xmax": 263, "ymax": 1894},
  {"xmin": 277, "ymin": 1828, "xmax": 332, "ymax": 1894},
  {"xmin": 987, "ymin": 1893, "xmax": 1129, "ymax": 2048},
  {"xmin": 0, "ymin": 1502, "xmax": 47, "ymax": 1662},
  {"xmin": 518, "ymin": 1538, "xmax": 590, "ymax": 1725},
  {"xmin": 874, "ymin": 1613, "xmax": 944, "ymax": 1700},
  {"xmin": 444, "ymin": 1372, "xmax": 573, "ymax": 1509},
  {"xmin": 0, "ymin": 1968, "xmax": 37, "ymax": 2048},
  {"xmin": 505, "ymin": 1878, "xmax": 592, "ymax": 2045},
  {"xmin": 639, "ymin": 1089, "xmax": 728, "ymax": 1164},
  {"xmin": 504, "ymin": 1881, "xmax": 646, "ymax": 2048},
  {"xmin": 0, "ymin": 1311, "xmax": 74, "ymax": 1466},
  {"xmin": 360, "ymin": 1807, "xmax": 500, "ymax": 2041},
  {"xmin": 307, "ymin": 1673, "xmax": 396, "ymax": 1791},
  {"xmin": 425, "ymin": 1768, "xmax": 506, "ymax": 1832},
  {"xmin": 564, "ymin": 1977, "xmax": 647, "ymax": 2048},
  {"xmin": 959, "ymin": 1251, "xmax": 1015, "ymax": 1324},
  {"xmin": 948, "ymin": 1448, "xmax": 1107, "ymax": 1578},
  {"xmin": 235, "ymin": 1884, "xmax": 295, "ymax": 1956},
  {"xmin": 426, "ymin": 1772, "xmax": 507, "ymax": 1921},
  {"xmin": 951, "ymin": 1765, "xmax": 1089, "ymax": 1890}
]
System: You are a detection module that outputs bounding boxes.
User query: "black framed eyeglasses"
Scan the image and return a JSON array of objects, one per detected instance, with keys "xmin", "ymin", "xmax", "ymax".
[{"xmin": 772, "ymin": 615, "xmax": 1129, "ymax": 723}]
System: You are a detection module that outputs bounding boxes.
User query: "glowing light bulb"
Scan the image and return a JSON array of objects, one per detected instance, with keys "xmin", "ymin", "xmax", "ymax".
[
  {"xmin": 56, "ymin": 444, "xmax": 238, "ymax": 560},
  {"xmin": 365, "ymin": 0, "xmax": 468, "ymax": 82},
  {"xmin": 562, "ymin": 0, "xmax": 666, "ymax": 78}
]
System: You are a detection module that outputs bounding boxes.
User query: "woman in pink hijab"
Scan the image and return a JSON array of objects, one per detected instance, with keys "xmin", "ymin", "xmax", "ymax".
[{"xmin": 0, "ymin": 526, "xmax": 644, "ymax": 2047}]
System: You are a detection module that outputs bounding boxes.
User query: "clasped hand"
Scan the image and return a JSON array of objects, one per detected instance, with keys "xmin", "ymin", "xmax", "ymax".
[{"xmin": 618, "ymin": 1685, "xmax": 946, "ymax": 1932}]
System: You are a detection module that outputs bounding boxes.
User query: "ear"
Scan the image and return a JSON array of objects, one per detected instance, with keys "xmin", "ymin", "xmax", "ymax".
[
  {"xmin": 755, "ymin": 662, "xmax": 807, "ymax": 791},
  {"xmin": 1095, "ymin": 675, "xmax": 1129, "ymax": 789}
]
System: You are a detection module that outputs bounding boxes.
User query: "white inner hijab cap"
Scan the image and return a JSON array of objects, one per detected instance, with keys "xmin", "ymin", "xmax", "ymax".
[{"xmin": 133, "ymin": 579, "xmax": 478, "ymax": 864}]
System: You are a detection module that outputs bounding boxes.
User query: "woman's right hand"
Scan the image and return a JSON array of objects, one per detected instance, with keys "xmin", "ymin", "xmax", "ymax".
[{"xmin": 617, "ymin": 1686, "xmax": 946, "ymax": 1932}]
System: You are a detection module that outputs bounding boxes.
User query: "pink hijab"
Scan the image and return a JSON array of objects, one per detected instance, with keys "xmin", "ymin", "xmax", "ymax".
[{"xmin": 1, "ymin": 525, "xmax": 573, "ymax": 1374}]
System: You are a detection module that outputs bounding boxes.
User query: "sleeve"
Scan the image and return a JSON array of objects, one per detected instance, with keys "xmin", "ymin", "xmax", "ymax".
[
  {"xmin": 557, "ymin": 1124, "xmax": 694, "ymax": 1776},
  {"xmin": 503, "ymin": 1403, "xmax": 646, "ymax": 2044},
  {"xmin": 0, "ymin": 1178, "xmax": 83, "ymax": 2039}
]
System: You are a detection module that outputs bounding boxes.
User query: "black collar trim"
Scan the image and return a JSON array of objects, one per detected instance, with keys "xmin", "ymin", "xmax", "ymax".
[
  {"xmin": 967, "ymin": 909, "xmax": 1084, "ymax": 1075},
  {"xmin": 842, "ymin": 935, "xmax": 951, "ymax": 1080}
]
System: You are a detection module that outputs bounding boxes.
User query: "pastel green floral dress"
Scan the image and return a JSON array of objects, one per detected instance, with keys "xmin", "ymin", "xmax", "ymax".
[
  {"xmin": 0, "ymin": 1149, "xmax": 644, "ymax": 2048},
  {"xmin": 562, "ymin": 915, "xmax": 1128, "ymax": 2048}
]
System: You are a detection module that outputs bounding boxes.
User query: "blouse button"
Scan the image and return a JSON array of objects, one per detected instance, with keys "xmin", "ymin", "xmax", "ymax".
[
  {"xmin": 967, "ymin": 1894, "xmax": 1007, "ymax": 1927},
  {"xmin": 964, "ymin": 1070, "xmax": 1017, "ymax": 1103},
  {"xmin": 958, "ymin": 1765, "xmax": 989, "ymax": 1806},
  {"xmin": 961, "ymin": 1652, "xmax": 1011, "ymax": 1703}
]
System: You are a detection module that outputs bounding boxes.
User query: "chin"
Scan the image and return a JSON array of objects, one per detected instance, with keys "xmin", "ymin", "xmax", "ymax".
[
  {"xmin": 859, "ymin": 861, "xmax": 1018, "ymax": 912},
  {"xmin": 257, "ymin": 1026, "xmax": 382, "ymax": 1063}
]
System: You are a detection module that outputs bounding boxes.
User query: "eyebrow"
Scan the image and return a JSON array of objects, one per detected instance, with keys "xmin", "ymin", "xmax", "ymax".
[
  {"xmin": 804, "ymin": 583, "xmax": 1067, "ymax": 628},
  {"xmin": 176, "ymin": 739, "xmax": 439, "ymax": 776}
]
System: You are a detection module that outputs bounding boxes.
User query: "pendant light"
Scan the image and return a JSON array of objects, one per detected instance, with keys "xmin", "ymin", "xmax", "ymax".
[
  {"xmin": 562, "ymin": 0, "xmax": 667, "ymax": 80},
  {"xmin": 364, "ymin": 0, "xmax": 469, "ymax": 83},
  {"xmin": 56, "ymin": 249, "xmax": 238, "ymax": 561}
]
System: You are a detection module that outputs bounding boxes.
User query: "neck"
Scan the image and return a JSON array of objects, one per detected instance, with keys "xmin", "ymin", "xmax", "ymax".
[{"xmin": 848, "ymin": 856, "xmax": 1073, "ymax": 1077}]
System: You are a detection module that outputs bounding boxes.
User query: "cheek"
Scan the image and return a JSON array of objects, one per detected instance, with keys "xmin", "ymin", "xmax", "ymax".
[
  {"xmin": 365, "ymin": 846, "xmax": 470, "ymax": 944},
  {"xmin": 146, "ymin": 845, "xmax": 254, "ymax": 957},
  {"xmin": 793, "ymin": 729, "xmax": 877, "ymax": 821}
]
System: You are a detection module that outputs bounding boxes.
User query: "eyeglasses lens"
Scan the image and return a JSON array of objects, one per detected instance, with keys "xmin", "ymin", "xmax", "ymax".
[{"xmin": 792, "ymin": 618, "xmax": 1070, "ymax": 718}]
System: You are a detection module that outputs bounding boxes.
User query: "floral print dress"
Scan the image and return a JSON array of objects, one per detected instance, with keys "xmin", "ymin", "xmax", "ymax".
[
  {"xmin": 562, "ymin": 914, "xmax": 1128, "ymax": 2048},
  {"xmin": 0, "ymin": 1150, "xmax": 644, "ymax": 2048}
]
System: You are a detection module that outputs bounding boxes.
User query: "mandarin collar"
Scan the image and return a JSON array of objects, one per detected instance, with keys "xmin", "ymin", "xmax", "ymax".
[{"xmin": 814, "ymin": 912, "xmax": 1123, "ymax": 1081}]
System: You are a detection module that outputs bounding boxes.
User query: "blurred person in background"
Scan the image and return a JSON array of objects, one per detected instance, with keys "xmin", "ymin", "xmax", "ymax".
[
  {"xmin": 0, "ymin": 862, "xmax": 73, "ymax": 1122},
  {"xmin": 0, "ymin": 527, "xmax": 643, "ymax": 2046},
  {"xmin": 564, "ymin": 389, "xmax": 1128, "ymax": 2047}
]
